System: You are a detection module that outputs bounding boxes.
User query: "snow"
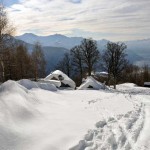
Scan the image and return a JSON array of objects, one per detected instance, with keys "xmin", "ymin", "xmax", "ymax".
[
  {"xmin": 71, "ymin": 104, "xmax": 145, "ymax": 150},
  {"xmin": 18, "ymin": 79, "xmax": 57, "ymax": 91},
  {"xmin": 94, "ymin": 71, "xmax": 108, "ymax": 77},
  {"xmin": 0, "ymin": 81, "xmax": 150, "ymax": 150},
  {"xmin": 39, "ymin": 79, "xmax": 61, "ymax": 87},
  {"xmin": 144, "ymin": 82, "xmax": 150, "ymax": 86},
  {"xmin": 45, "ymin": 70, "xmax": 76, "ymax": 89},
  {"xmin": 78, "ymin": 76, "xmax": 105, "ymax": 90}
]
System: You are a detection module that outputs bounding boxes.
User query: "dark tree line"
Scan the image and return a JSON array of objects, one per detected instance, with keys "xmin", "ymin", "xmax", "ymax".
[
  {"xmin": 0, "ymin": 4, "xmax": 46, "ymax": 82},
  {"xmin": 0, "ymin": 42, "xmax": 46, "ymax": 82},
  {"xmin": 121, "ymin": 64, "xmax": 150, "ymax": 86},
  {"xmin": 0, "ymin": 4, "xmax": 15, "ymax": 81}
]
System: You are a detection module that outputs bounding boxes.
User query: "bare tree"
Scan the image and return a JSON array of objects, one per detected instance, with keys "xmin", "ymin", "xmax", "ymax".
[
  {"xmin": 70, "ymin": 46, "xmax": 83, "ymax": 83},
  {"xmin": 80, "ymin": 38, "xmax": 100, "ymax": 76},
  {"xmin": 0, "ymin": 3, "xmax": 15, "ymax": 82},
  {"xmin": 103, "ymin": 42, "xmax": 128, "ymax": 89},
  {"xmin": 31, "ymin": 42, "xmax": 46, "ymax": 81},
  {"xmin": 3, "ymin": 46, "xmax": 16, "ymax": 80},
  {"xmin": 143, "ymin": 64, "xmax": 149, "ymax": 82},
  {"xmin": 56, "ymin": 52, "xmax": 72, "ymax": 77},
  {"xmin": 15, "ymin": 44, "xmax": 32, "ymax": 79},
  {"xmin": 102, "ymin": 49, "xmax": 112, "ymax": 86}
]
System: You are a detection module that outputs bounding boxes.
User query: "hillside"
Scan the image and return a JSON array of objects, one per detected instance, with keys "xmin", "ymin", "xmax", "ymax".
[{"xmin": 12, "ymin": 37, "xmax": 69, "ymax": 72}]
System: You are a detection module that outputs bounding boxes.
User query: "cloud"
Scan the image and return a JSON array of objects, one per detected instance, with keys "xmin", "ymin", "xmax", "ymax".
[
  {"xmin": 58, "ymin": 17, "xmax": 75, "ymax": 21},
  {"xmin": 6, "ymin": 0, "xmax": 150, "ymax": 41},
  {"xmin": 68, "ymin": 0, "xmax": 82, "ymax": 4}
]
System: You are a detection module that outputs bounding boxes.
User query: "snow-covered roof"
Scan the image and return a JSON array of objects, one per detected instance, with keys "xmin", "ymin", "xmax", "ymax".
[
  {"xmin": 78, "ymin": 76, "xmax": 105, "ymax": 90},
  {"xmin": 45, "ymin": 70, "xmax": 76, "ymax": 89},
  {"xmin": 39, "ymin": 79, "xmax": 61, "ymax": 87},
  {"xmin": 94, "ymin": 71, "xmax": 108, "ymax": 77},
  {"xmin": 144, "ymin": 82, "xmax": 150, "ymax": 86}
]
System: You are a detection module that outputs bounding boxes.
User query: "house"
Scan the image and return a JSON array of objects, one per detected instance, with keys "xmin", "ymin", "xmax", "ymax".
[
  {"xmin": 78, "ymin": 76, "xmax": 106, "ymax": 90},
  {"xmin": 44, "ymin": 70, "xmax": 76, "ymax": 89}
]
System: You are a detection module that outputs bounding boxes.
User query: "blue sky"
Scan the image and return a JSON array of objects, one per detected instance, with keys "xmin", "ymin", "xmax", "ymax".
[
  {"xmin": 4, "ymin": 0, "xmax": 19, "ymax": 7},
  {"xmin": 4, "ymin": 0, "xmax": 150, "ymax": 41}
]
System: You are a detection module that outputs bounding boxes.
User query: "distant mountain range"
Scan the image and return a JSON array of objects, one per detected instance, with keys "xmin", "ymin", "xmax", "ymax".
[
  {"xmin": 16, "ymin": 33, "xmax": 83, "ymax": 49},
  {"xmin": 16, "ymin": 33, "xmax": 150, "ymax": 72}
]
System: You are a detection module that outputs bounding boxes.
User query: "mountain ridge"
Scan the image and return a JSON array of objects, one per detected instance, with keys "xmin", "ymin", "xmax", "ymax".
[
  {"xmin": 16, "ymin": 33, "xmax": 150, "ymax": 45},
  {"xmin": 16, "ymin": 33, "xmax": 150, "ymax": 68}
]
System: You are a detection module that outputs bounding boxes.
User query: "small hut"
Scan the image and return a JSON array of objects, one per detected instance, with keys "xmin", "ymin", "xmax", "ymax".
[
  {"xmin": 45, "ymin": 70, "xmax": 76, "ymax": 89},
  {"xmin": 78, "ymin": 76, "xmax": 106, "ymax": 90}
]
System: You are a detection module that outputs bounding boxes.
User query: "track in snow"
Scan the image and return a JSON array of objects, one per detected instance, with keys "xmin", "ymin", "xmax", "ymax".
[{"xmin": 70, "ymin": 103, "xmax": 145, "ymax": 150}]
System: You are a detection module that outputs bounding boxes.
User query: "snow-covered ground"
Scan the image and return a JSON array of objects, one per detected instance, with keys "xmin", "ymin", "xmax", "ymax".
[{"xmin": 0, "ymin": 80, "xmax": 150, "ymax": 150}]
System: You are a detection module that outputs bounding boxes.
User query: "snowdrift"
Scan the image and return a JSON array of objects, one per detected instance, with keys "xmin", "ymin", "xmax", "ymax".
[
  {"xmin": 1, "ymin": 80, "xmax": 149, "ymax": 150},
  {"xmin": 117, "ymin": 83, "xmax": 137, "ymax": 88},
  {"xmin": 18, "ymin": 79, "xmax": 57, "ymax": 91},
  {"xmin": 0, "ymin": 81, "xmax": 36, "ymax": 123},
  {"xmin": 0, "ymin": 80, "xmax": 39, "ymax": 149},
  {"xmin": 0, "ymin": 80, "xmax": 28, "ymax": 94},
  {"xmin": 78, "ymin": 76, "xmax": 105, "ymax": 90},
  {"xmin": 45, "ymin": 70, "xmax": 76, "ymax": 89},
  {"xmin": 117, "ymin": 83, "xmax": 150, "ymax": 95}
]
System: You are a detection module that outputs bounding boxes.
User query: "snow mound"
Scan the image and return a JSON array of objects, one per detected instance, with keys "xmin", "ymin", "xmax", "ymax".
[
  {"xmin": 70, "ymin": 104, "xmax": 145, "ymax": 150},
  {"xmin": 78, "ymin": 76, "xmax": 105, "ymax": 90},
  {"xmin": 18, "ymin": 79, "xmax": 57, "ymax": 91},
  {"xmin": 0, "ymin": 80, "xmax": 28, "ymax": 94},
  {"xmin": 117, "ymin": 83, "xmax": 150, "ymax": 95},
  {"xmin": 0, "ymin": 80, "xmax": 38, "ymax": 121},
  {"xmin": 45, "ymin": 70, "xmax": 76, "ymax": 89},
  {"xmin": 144, "ymin": 82, "xmax": 150, "ymax": 85},
  {"xmin": 117, "ymin": 83, "xmax": 137, "ymax": 88},
  {"xmin": 0, "ymin": 80, "xmax": 39, "ymax": 149}
]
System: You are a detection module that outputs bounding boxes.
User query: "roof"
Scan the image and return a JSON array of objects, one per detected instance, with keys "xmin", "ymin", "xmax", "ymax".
[{"xmin": 144, "ymin": 82, "xmax": 150, "ymax": 86}]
